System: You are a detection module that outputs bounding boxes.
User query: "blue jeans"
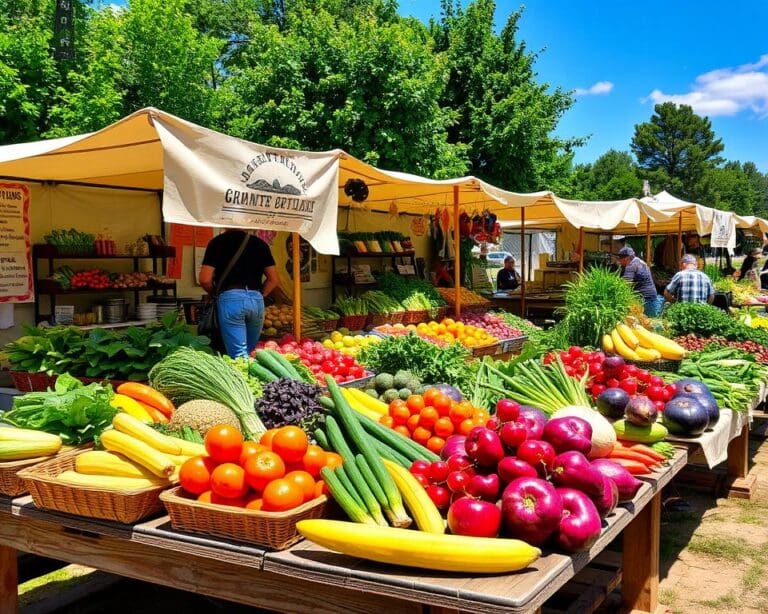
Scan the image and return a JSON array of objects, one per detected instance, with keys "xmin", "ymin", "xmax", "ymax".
[
  {"xmin": 644, "ymin": 295, "xmax": 664, "ymax": 317},
  {"xmin": 217, "ymin": 289, "xmax": 265, "ymax": 358}
]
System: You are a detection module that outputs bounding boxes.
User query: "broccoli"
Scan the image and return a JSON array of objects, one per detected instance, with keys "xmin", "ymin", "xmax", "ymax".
[
  {"xmin": 382, "ymin": 388, "xmax": 399, "ymax": 403},
  {"xmin": 398, "ymin": 388, "xmax": 412, "ymax": 401},
  {"xmin": 375, "ymin": 372, "xmax": 394, "ymax": 392},
  {"xmin": 393, "ymin": 370, "xmax": 412, "ymax": 389}
]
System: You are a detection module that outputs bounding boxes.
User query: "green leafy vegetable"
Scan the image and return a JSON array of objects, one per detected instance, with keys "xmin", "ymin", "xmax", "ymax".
[{"xmin": 3, "ymin": 373, "xmax": 117, "ymax": 444}]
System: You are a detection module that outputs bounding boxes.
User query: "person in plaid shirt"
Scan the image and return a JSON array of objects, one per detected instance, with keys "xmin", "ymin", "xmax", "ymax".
[{"xmin": 663, "ymin": 254, "xmax": 715, "ymax": 304}]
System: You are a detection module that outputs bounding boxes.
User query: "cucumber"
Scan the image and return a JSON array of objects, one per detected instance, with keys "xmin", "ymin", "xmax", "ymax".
[
  {"xmin": 333, "ymin": 464, "xmax": 366, "ymax": 510},
  {"xmin": 613, "ymin": 419, "xmax": 669, "ymax": 443},
  {"xmin": 253, "ymin": 350, "xmax": 292, "ymax": 379},
  {"xmin": 313, "ymin": 428, "xmax": 331, "ymax": 451},
  {"xmin": 320, "ymin": 466, "xmax": 375, "ymax": 525},
  {"xmin": 248, "ymin": 360, "xmax": 279, "ymax": 383},
  {"xmin": 356, "ymin": 454, "xmax": 388, "ymax": 508},
  {"xmin": 263, "ymin": 349, "xmax": 303, "ymax": 380},
  {"xmin": 371, "ymin": 438, "xmax": 411, "ymax": 468}
]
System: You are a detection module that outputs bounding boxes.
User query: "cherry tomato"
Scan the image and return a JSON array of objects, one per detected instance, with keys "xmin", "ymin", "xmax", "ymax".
[
  {"xmin": 646, "ymin": 385, "xmax": 665, "ymax": 402},
  {"xmin": 653, "ymin": 400, "xmax": 667, "ymax": 413},
  {"xmin": 568, "ymin": 346, "xmax": 584, "ymax": 358},
  {"xmin": 619, "ymin": 377, "xmax": 638, "ymax": 396},
  {"xmin": 649, "ymin": 375, "xmax": 665, "ymax": 388},
  {"xmin": 635, "ymin": 369, "xmax": 652, "ymax": 383},
  {"xmin": 591, "ymin": 383, "xmax": 607, "ymax": 397},
  {"xmin": 425, "ymin": 484, "xmax": 451, "ymax": 510}
]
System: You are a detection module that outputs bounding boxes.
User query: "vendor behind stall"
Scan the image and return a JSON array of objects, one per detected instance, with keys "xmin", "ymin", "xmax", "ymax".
[
  {"xmin": 496, "ymin": 256, "xmax": 521, "ymax": 291},
  {"xmin": 616, "ymin": 246, "xmax": 662, "ymax": 316}
]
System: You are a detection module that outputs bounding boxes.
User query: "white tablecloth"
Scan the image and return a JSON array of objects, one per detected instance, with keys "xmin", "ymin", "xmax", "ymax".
[{"xmin": 667, "ymin": 408, "xmax": 747, "ymax": 469}]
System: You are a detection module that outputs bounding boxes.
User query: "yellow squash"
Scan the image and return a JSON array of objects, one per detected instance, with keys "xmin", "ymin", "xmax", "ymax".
[
  {"xmin": 340, "ymin": 389, "xmax": 381, "ymax": 421},
  {"xmin": 635, "ymin": 345, "xmax": 662, "ymax": 361},
  {"xmin": 111, "ymin": 412, "xmax": 182, "ymax": 455},
  {"xmin": 75, "ymin": 450, "xmax": 160, "ymax": 480},
  {"xmin": 382, "ymin": 459, "xmax": 444, "ymax": 534},
  {"xmin": 175, "ymin": 440, "xmax": 206, "ymax": 457},
  {"xmin": 601, "ymin": 333, "xmax": 615, "ymax": 354},
  {"xmin": 0, "ymin": 428, "xmax": 62, "ymax": 461},
  {"xmin": 296, "ymin": 520, "xmax": 541, "ymax": 573},
  {"xmin": 633, "ymin": 325, "xmax": 686, "ymax": 360},
  {"xmin": 616, "ymin": 323, "xmax": 640, "ymax": 349},
  {"xmin": 110, "ymin": 394, "xmax": 154, "ymax": 424},
  {"xmin": 100, "ymin": 429, "xmax": 175, "ymax": 478},
  {"xmin": 56, "ymin": 470, "xmax": 167, "ymax": 490},
  {"xmin": 347, "ymin": 388, "xmax": 388, "ymax": 415}
]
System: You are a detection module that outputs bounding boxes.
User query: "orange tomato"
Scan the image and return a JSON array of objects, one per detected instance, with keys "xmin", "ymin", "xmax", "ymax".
[
  {"xmin": 210, "ymin": 492, "xmax": 247, "ymax": 507},
  {"xmin": 239, "ymin": 441, "xmax": 268, "ymax": 467},
  {"xmin": 388, "ymin": 399, "xmax": 408, "ymax": 416},
  {"xmin": 262, "ymin": 478, "xmax": 304, "ymax": 512},
  {"xmin": 259, "ymin": 428, "xmax": 279, "ymax": 449},
  {"xmin": 204, "ymin": 424, "xmax": 244, "ymax": 464},
  {"xmin": 390, "ymin": 403, "xmax": 411, "ymax": 425},
  {"xmin": 324, "ymin": 451, "xmax": 343, "ymax": 469},
  {"xmin": 244, "ymin": 450, "xmax": 286, "ymax": 491},
  {"xmin": 433, "ymin": 417, "xmax": 455, "ymax": 438},
  {"xmin": 245, "ymin": 497, "xmax": 264, "ymax": 511},
  {"xmin": 271, "ymin": 426, "xmax": 309, "ymax": 464},
  {"xmin": 210, "ymin": 463, "xmax": 248, "ymax": 498},
  {"xmin": 458, "ymin": 418, "xmax": 476, "ymax": 436},
  {"xmin": 418, "ymin": 406, "xmax": 439, "ymax": 428},
  {"xmin": 197, "ymin": 490, "xmax": 213, "ymax": 503},
  {"xmin": 427, "ymin": 436, "xmax": 446, "ymax": 454},
  {"xmin": 284, "ymin": 470, "xmax": 316, "ymax": 502},
  {"xmin": 412, "ymin": 426, "xmax": 432, "ymax": 445},
  {"xmin": 379, "ymin": 415, "xmax": 394, "ymax": 428},
  {"xmin": 301, "ymin": 444, "xmax": 327, "ymax": 478},
  {"xmin": 431, "ymin": 393, "xmax": 452, "ymax": 416},
  {"xmin": 406, "ymin": 394, "xmax": 425, "ymax": 414},
  {"xmin": 314, "ymin": 480, "xmax": 328, "ymax": 498},
  {"xmin": 422, "ymin": 388, "xmax": 440, "ymax": 407},
  {"xmin": 393, "ymin": 425, "xmax": 411, "ymax": 438},
  {"xmin": 449, "ymin": 402, "xmax": 473, "ymax": 424},
  {"xmin": 406, "ymin": 414, "xmax": 421, "ymax": 432},
  {"xmin": 179, "ymin": 455, "xmax": 215, "ymax": 495}
]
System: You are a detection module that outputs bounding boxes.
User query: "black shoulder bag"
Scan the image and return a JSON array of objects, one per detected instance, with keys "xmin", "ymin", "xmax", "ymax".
[{"xmin": 197, "ymin": 233, "xmax": 250, "ymax": 343}]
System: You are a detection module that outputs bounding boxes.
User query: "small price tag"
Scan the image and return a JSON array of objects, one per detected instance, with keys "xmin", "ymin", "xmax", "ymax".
[{"xmin": 396, "ymin": 264, "xmax": 415, "ymax": 275}]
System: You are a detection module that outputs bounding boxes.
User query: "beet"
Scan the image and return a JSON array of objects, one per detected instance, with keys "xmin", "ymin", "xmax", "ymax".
[{"xmin": 624, "ymin": 395, "xmax": 658, "ymax": 426}]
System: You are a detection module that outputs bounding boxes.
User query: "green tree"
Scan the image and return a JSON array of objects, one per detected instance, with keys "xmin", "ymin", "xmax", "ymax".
[
  {"xmin": 704, "ymin": 162, "xmax": 761, "ymax": 216},
  {"xmin": 564, "ymin": 150, "xmax": 642, "ymax": 200},
  {"xmin": 631, "ymin": 102, "xmax": 724, "ymax": 201},
  {"xmin": 430, "ymin": 0, "xmax": 581, "ymax": 191},
  {"xmin": 213, "ymin": 5, "xmax": 468, "ymax": 177}
]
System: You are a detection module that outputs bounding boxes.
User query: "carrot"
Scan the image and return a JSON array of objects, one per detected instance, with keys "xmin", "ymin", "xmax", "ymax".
[
  {"xmin": 611, "ymin": 457, "xmax": 653, "ymax": 475},
  {"xmin": 116, "ymin": 382, "xmax": 174, "ymax": 417},
  {"xmin": 609, "ymin": 444, "xmax": 658, "ymax": 467},
  {"xmin": 137, "ymin": 400, "xmax": 169, "ymax": 424},
  {"xmin": 628, "ymin": 443, "xmax": 667, "ymax": 463}
]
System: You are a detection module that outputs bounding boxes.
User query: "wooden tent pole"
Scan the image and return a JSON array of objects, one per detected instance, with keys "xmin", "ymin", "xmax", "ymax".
[
  {"xmin": 453, "ymin": 186, "xmax": 461, "ymax": 318},
  {"xmin": 292, "ymin": 232, "xmax": 301, "ymax": 339},
  {"xmin": 578, "ymin": 226, "xmax": 584, "ymax": 273},
  {"xmin": 645, "ymin": 218, "xmax": 652, "ymax": 266},
  {"xmin": 677, "ymin": 212, "xmax": 683, "ymax": 258},
  {"xmin": 520, "ymin": 208, "xmax": 526, "ymax": 318}
]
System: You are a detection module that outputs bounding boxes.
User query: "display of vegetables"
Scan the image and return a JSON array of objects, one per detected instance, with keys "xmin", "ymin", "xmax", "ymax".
[
  {"xmin": 0, "ymin": 427, "xmax": 63, "ymax": 461},
  {"xmin": 255, "ymin": 378, "xmax": 325, "ymax": 431},
  {"xmin": 321, "ymin": 330, "xmax": 382, "ymax": 356},
  {"xmin": 255, "ymin": 336, "xmax": 369, "ymax": 383},
  {"xmin": 458, "ymin": 312, "xmax": 523, "ymax": 339},
  {"xmin": 149, "ymin": 347, "xmax": 266, "ymax": 440},
  {"xmin": 360, "ymin": 290, "xmax": 403, "ymax": 315},
  {"xmin": 602, "ymin": 321, "xmax": 686, "ymax": 361},
  {"xmin": 332, "ymin": 295, "xmax": 368, "ymax": 317},
  {"xmin": 44, "ymin": 228, "xmax": 95, "ymax": 253}
]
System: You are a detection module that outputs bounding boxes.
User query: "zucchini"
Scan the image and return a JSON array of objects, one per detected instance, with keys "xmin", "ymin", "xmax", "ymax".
[
  {"xmin": 354, "ymin": 410, "xmax": 439, "ymax": 462},
  {"xmin": 325, "ymin": 376, "xmax": 411, "ymax": 528},
  {"xmin": 325, "ymin": 415, "xmax": 387, "ymax": 526},
  {"xmin": 356, "ymin": 454, "xmax": 387, "ymax": 508},
  {"xmin": 253, "ymin": 350, "xmax": 292, "ymax": 379},
  {"xmin": 613, "ymin": 419, "xmax": 669, "ymax": 443},
  {"xmin": 313, "ymin": 428, "xmax": 331, "ymax": 451},
  {"xmin": 248, "ymin": 360, "xmax": 279, "ymax": 383},
  {"xmin": 320, "ymin": 467, "xmax": 376, "ymax": 526},
  {"xmin": 263, "ymin": 349, "xmax": 303, "ymax": 380},
  {"xmin": 333, "ymin": 464, "xmax": 365, "ymax": 509}
]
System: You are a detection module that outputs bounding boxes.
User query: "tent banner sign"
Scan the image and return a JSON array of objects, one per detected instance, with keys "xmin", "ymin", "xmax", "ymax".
[
  {"xmin": 710, "ymin": 210, "xmax": 736, "ymax": 249},
  {"xmin": 153, "ymin": 113, "xmax": 340, "ymax": 255},
  {"xmin": 0, "ymin": 183, "xmax": 33, "ymax": 302}
]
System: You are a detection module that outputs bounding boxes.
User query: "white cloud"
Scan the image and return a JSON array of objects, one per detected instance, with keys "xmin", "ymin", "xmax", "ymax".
[
  {"xmin": 574, "ymin": 81, "xmax": 614, "ymax": 96},
  {"xmin": 646, "ymin": 54, "xmax": 768, "ymax": 118}
]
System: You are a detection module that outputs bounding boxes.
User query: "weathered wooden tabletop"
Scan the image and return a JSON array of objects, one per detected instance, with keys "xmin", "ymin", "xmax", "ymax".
[{"xmin": 0, "ymin": 451, "xmax": 686, "ymax": 614}]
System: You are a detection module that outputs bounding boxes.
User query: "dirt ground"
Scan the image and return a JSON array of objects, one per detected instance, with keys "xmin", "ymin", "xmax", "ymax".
[{"xmin": 658, "ymin": 419, "xmax": 768, "ymax": 614}]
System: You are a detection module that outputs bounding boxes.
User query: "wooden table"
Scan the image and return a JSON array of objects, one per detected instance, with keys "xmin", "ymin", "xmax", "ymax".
[
  {"xmin": 485, "ymin": 292, "xmax": 565, "ymax": 321},
  {"xmin": 0, "ymin": 452, "xmax": 686, "ymax": 614}
]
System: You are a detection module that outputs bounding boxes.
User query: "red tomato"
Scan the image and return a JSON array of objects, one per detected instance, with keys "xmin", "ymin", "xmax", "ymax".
[
  {"xmin": 646, "ymin": 385, "xmax": 665, "ymax": 402},
  {"xmin": 341, "ymin": 354, "xmax": 355, "ymax": 367},
  {"xmin": 635, "ymin": 369, "xmax": 651, "ymax": 383},
  {"xmin": 649, "ymin": 375, "xmax": 665, "ymax": 388},
  {"xmin": 349, "ymin": 365, "xmax": 364, "ymax": 378},
  {"xmin": 321, "ymin": 360, "xmax": 336, "ymax": 373},
  {"xmin": 619, "ymin": 377, "xmax": 638, "ymax": 396}
]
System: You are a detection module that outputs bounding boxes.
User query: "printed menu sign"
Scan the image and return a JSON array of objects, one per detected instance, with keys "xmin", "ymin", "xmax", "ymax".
[{"xmin": 0, "ymin": 183, "xmax": 33, "ymax": 302}]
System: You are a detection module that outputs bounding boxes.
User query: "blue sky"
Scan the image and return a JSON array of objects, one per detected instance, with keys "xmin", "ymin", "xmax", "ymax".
[{"xmin": 401, "ymin": 0, "xmax": 768, "ymax": 172}]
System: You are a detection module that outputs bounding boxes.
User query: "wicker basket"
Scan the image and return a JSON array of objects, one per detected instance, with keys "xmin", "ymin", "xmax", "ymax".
[
  {"xmin": 402, "ymin": 309, "xmax": 429, "ymax": 325},
  {"xmin": 320, "ymin": 318, "xmax": 339, "ymax": 332},
  {"xmin": 436, "ymin": 306, "xmax": 451, "ymax": 321},
  {"xmin": 9, "ymin": 371, "xmax": 57, "ymax": 393},
  {"xmin": 18, "ymin": 451, "xmax": 168, "ymax": 524},
  {"xmin": 0, "ymin": 446, "xmax": 86, "ymax": 497},
  {"xmin": 160, "ymin": 486, "xmax": 327, "ymax": 550},
  {"xmin": 339, "ymin": 314, "xmax": 368, "ymax": 331}
]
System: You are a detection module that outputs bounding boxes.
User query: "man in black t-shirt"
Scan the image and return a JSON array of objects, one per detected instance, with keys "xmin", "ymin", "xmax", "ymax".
[
  {"xmin": 496, "ymin": 256, "xmax": 521, "ymax": 291},
  {"xmin": 199, "ymin": 229, "xmax": 280, "ymax": 357}
]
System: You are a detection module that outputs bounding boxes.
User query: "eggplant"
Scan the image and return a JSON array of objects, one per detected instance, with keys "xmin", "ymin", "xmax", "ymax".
[
  {"xmin": 662, "ymin": 396, "xmax": 710, "ymax": 436},
  {"xmin": 596, "ymin": 388, "xmax": 631, "ymax": 419}
]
